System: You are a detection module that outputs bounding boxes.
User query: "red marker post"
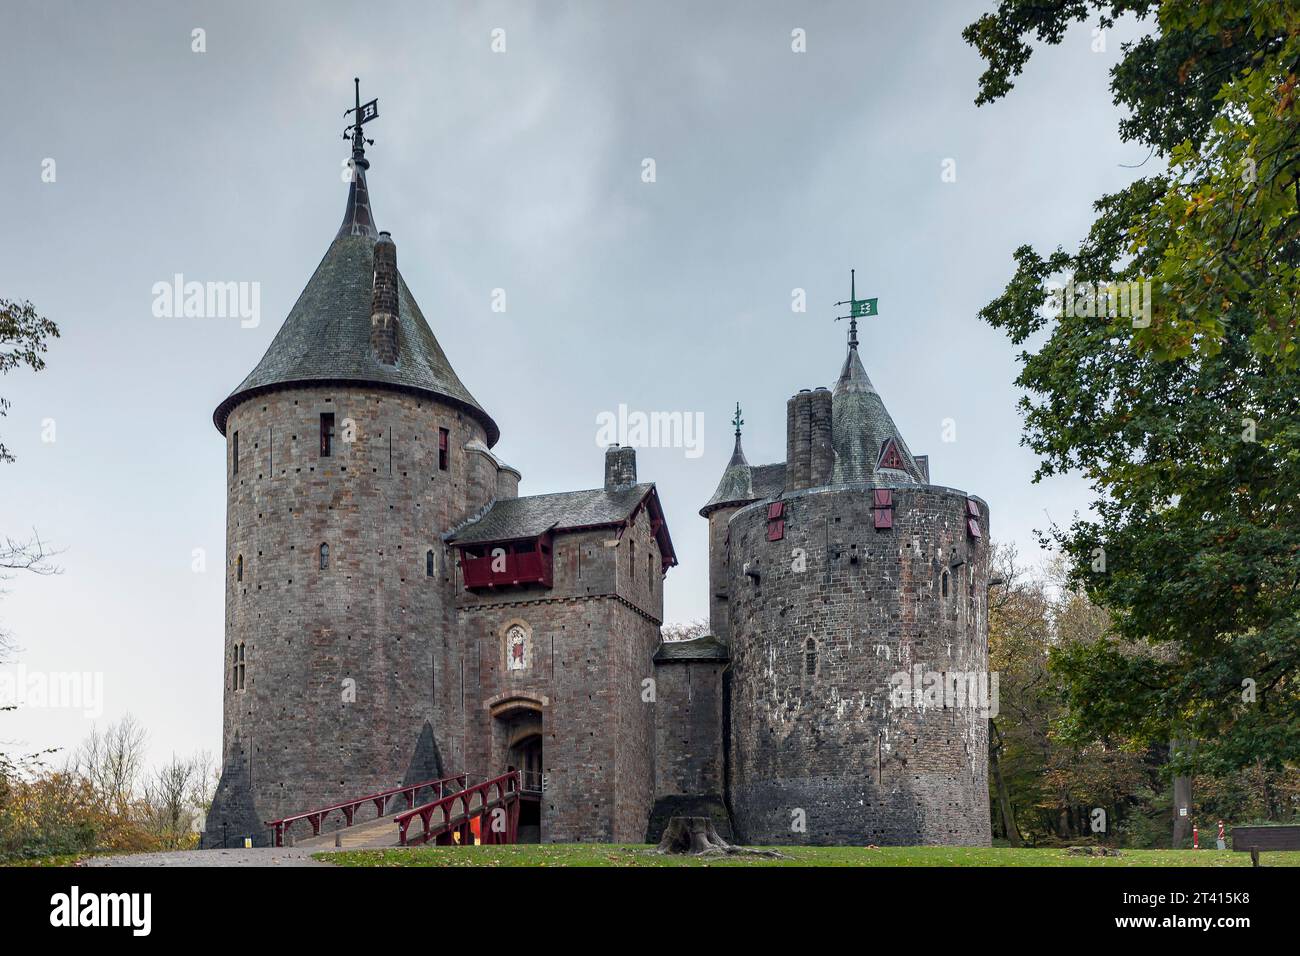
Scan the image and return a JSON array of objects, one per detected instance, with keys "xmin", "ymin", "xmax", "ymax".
[{"xmin": 1192, "ymin": 824, "xmax": 1199, "ymax": 850}]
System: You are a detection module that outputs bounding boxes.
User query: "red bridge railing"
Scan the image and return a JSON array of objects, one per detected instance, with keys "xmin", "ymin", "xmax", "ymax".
[
  {"xmin": 394, "ymin": 770, "xmax": 520, "ymax": 846},
  {"xmin": 266, "ymin": 773, "xmax": 468, "ymax": 847}
]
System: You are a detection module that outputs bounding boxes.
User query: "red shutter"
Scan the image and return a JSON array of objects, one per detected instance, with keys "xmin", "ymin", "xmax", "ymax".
[
  {"xmin": 966, "ymin": 499, "xmax": 982, "ymax": 538},
  {"xmin": 766, "ymin": 500, "xmax": 785, "ymax": 540},
  {"xmin": 873, "ymin": 488, "xmax": 893, "ymax": 530}
]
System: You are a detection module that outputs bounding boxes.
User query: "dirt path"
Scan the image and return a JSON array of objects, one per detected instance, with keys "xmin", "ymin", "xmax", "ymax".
[{"xmin": 79, "ymin": 847, "xmax": 339, "ymax": 867}]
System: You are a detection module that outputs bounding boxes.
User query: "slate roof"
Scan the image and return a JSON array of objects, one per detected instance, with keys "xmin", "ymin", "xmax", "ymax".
[
  {"xmin": 830, "ymin": 343, "xmax": 922, "ymax": 486},
  {"xmin": 700, "ymin": 434, "xmax": 754, "ymax": 515},
  {"xmin": 212, "ymin": 166, "xmax": 499, "ymax": 445},
  {"xmin": 653, "ymin": 635, "xmax": 730, "ymax": 663},
  {"xmin": 449, "ymin": 483, "xmax": 657, "ymax": 544}
]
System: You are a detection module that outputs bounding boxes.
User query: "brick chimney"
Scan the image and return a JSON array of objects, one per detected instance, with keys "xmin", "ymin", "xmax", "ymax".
[
  {"xmin": 605, "ymin": 444, "xmax": 637, "ymax": 490},
  {"xmin": 370, "ymin": 231, "xmax": 399, "ymax": 365}
]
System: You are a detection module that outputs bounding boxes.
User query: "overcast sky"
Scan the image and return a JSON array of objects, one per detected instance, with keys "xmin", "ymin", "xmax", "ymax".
[{"xmin": 0, "ymin": 0, "xmax": 1149, "ymax": 769}]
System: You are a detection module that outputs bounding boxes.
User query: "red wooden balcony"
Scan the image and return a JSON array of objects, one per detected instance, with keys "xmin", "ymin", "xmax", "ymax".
[{"xmin": 460, "ymin": 534, "xmax": 554, "ymax": 590}]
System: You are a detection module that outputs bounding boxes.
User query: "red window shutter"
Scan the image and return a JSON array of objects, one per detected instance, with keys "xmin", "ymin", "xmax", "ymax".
[
  {"xmin": 767, "ymin": 519, "xmax": 785, "ymax": 541},
  {"xmin": 873, "ymin": 488, "xmax": 893, "ymax": 530},
  {"xmin": 966, "ymin": 498, "xmax": 980, "ymax": 518},
  {"xmin": 967, "ymin": 518, "xmax": 982, "ymax": 539},
  {"xmin": 768, "ymin": 501, "xmax": 785, "ymax": 520},
  {"xmin": 439, "ymin": 429, "xmax": 449, "ymax": 451}
]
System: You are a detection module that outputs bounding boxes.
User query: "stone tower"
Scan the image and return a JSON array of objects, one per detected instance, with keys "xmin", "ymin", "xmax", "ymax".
[
  {"xmin": 204, "ymin": 116, "xmax": 503, "ymax": 846},
  {"xmin": 702, "ymin": 316, "xmax": 992, "ymax": 846}
]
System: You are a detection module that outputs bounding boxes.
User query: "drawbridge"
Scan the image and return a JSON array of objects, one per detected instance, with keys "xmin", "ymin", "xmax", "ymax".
[{"xmin": 267, "ymin": 770, "xmax": 525, "ymax": 850}]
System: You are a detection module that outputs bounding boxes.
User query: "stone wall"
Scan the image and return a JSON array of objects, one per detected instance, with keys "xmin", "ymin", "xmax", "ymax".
[
  {"xmin": 456, "ymin": 509, "xmax": 664, "ymax": 843},
  {"xmin": 205, "ymin": 385, "xmax": 490, "ymax": 847},
  {"xmin": 724, "ymin": 484, "xmax": 992, "ymax": 846}
]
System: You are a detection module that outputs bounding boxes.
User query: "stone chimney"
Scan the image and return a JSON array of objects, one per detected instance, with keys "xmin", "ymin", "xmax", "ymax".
[
  {"xmin": 605, "ymin": 444, "xmax": 637, "ymax": 490},
  {"xmin": 370, "ymin": 231, "xmax": 399, "ymax": 365}
]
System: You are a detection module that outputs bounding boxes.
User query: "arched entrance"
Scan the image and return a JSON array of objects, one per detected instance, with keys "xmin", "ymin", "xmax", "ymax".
[{"xmin": 490, "ymin": 696, "xmax": 544, "ymax": 843}]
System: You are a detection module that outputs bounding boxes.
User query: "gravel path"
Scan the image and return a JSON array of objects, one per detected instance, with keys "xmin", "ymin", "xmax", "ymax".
[{"xmin": 79, "ymin": 847, "xmax": 339, "ymax": 867}]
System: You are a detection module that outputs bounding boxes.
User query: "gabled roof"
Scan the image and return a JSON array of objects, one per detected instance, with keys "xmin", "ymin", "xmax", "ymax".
[
  {"xmin": 450, "ymin": 483, "xmax": 678, "ymax": 569},
  {"xmin": 212, "ymin": 165, "xmax": 499, "ymax": 445}
]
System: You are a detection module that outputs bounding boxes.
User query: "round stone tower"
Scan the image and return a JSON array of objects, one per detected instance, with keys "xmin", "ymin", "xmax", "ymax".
[
  {"xmin": 714, "ymin": 318, "xmax": 991, "ymax": 846},
  {"xmin": 204, "ymin": 116, "xmax": 501, "ymax": 845}
]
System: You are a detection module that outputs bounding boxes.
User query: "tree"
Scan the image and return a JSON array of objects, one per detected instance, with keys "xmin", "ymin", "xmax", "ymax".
[
  {"xmin": 965, "ymin": 1, "xmax": 1300, "ymax": 780},
  {"xmin": 0, "ymin": 298, "xmax": 59, "ymax": 464},
  {"xmin": 661, "ymin": 619, "xmax": 710, "ymax": 642}
]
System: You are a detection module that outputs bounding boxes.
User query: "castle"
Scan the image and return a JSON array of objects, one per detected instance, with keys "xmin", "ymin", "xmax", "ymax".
[{"xmin": 204, "ymin": 109, "xmax": 992, "ymax": 848}]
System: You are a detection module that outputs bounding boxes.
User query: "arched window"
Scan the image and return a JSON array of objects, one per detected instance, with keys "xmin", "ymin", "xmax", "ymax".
[
  {"xmin": 236, "ymin": 554, "xmax": 243, "ymax": 582},
  {"xmin": 941, "ymin": 570, "xmax": 949, "ymax": 598},
  {"xmin": 319, "ymin": 543, "xmax": 329, "ymax": 570},
  {"xmin": 232, "ymin": 642, "xmax": 246, "ymax": 691},
  {"xmin": 426, "ymin": 549, "xmax": 436, "ymax": 577},
  {"xmin": 805, "ymin": 638, "xmax": 817, "ymax": 676}
]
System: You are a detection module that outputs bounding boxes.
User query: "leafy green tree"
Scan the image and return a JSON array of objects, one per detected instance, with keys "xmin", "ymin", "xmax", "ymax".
[{"xmin": 965, "ymin": 1, "xmax": 1300, "ymax": 777}]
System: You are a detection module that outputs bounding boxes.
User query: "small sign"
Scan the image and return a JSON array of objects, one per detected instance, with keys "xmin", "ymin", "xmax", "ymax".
[
  {"xmin": 1178, "ymin": 807, "xmax": 1188, "ymax": 817},
  {"xmin": 357, "ymin": 98, "xmax": 379, "ymax": 124},
  {"xmin": 243, "ymin": 837, "xmax": 253, "ymax": 848}
]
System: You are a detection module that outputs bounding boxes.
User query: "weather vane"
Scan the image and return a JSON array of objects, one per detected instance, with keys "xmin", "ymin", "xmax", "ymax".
[
  {"xmin": 342, "ymin": 77, "xmax": 379, "ymax": 163},
  {"xmin": 833, "ymin": 269, "xmax": 878, "ymax": 350},
  {"xmin": 732, "ymin": 402, "xmax": 744, "ymax": 438}
]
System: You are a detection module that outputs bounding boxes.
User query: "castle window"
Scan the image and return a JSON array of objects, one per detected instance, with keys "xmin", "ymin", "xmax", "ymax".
[
  {"xmin": 426, "ymin": 549, "xmax": 436, "ymax": 577},
  {"xmin": 232, "ymin": 430, "xmax": 239, "ymax": 475},
  {"xmin": 319, "ymin": 543, "xmax": 329, "ymax": 570},
  {"xmin": 629, "ymin": 537, "xmax": 636, "ymax": 577},
  {"xmin": 941, "ymin": 569, "xmax": 950, "ymax": 598},
  {"xmin": 805, "ymin": 638, "xmax": 817, "ymax": 676},
  {"xmin": 236, "ymin": 554, "xmax": 243, "ymax": 582},
  {"xmin": 965, "ymin": 498, "xmax": 982, "ymax": 539},
  {"xmin": 647, "ymin": 553, "xmax": 654, "ymax": 590},
  {"xmin": 320, "ymin": 413, "xmax": 336, "ymax": 457},
  {"xmin": 232, "ymin": 642, "xmax": 246, "ymax": 691},
  {"xmin": 438, "ymin": 428, "xmax": 449, "ymax": 470}
]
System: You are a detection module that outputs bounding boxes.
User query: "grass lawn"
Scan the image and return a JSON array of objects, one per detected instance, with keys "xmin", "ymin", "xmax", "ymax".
[{"xmin": 321, "ymin": 844, "xmax": 1300, "ymax": 867}]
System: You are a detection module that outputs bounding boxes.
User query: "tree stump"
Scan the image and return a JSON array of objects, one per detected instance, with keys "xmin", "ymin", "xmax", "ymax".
[{"xmin": 653, "ymin": 817, "xmax": 786, "ymax": 858}]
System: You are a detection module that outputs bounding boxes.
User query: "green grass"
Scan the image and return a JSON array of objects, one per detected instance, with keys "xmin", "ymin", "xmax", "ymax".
[{"xmin": 321, "ymin": 844, "xmax": 1300, "ymax": 867}]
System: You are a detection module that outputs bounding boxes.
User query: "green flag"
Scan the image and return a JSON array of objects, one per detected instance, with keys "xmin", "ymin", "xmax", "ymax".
[{"xmin": 851, "ymin": 298, "xmax": 878, "ymax": 318}]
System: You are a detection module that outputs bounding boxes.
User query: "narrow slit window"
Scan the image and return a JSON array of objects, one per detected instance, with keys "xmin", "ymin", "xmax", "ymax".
[
  {"xmin": 236, "ymin": 554, "xmax": 243, "ymax": 582},
  {"xmin": 941, "ymin": 569, "xmax": 950, "ymax": 598},
  {"xmin": 805, "ymin": 637, "xmax": 817, "ymax": 676},
  {"xmin": 232, "ymin": 430, "xmax": 239, "ymax": 475},
  {"xmin": 233, "ymin": 642, "xmax": 246, "ymax": 691},
  {"xmin": 320, "ymin": 412, "xmax": 336, "ymax": 457},
  {"xmin": 629, "ymin": 538, "xmax": 636, "ymax": 577},
  {"xmin": 319, "ymin": 543, "xmax": 329, "ymax": 570},
  {"xmin": 426, "ymin": 549, "xmax": 436, "ymax": 577},
  {"xmin": 438, "ymin": 428, "xmax": 449, "ymax": 471}
]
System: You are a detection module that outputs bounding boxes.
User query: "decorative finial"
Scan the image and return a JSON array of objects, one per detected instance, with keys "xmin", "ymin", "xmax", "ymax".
[
  {"xmin": 342, "ymin": 77, "xmax": 379, "ymax": 170},
  {"xmin": 732, "ymin": 402, "xmax": 744, "ymax": 438},
  {"xmin": 834, "ymin": 268, "xmax": 878, "ymax": 351}
]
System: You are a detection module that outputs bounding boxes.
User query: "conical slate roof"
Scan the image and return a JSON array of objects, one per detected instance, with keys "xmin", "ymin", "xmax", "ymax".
[
  {"xmin": 700, "ymin": 432, "xmax": 756, "ymax": 516},
  {"xmin": 831, "ymin": 343, "xmax": 922, "ymax": 485},
  {"xmin": 212, "ymin": 165, "xmax": 499, "ymax": 446}
]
